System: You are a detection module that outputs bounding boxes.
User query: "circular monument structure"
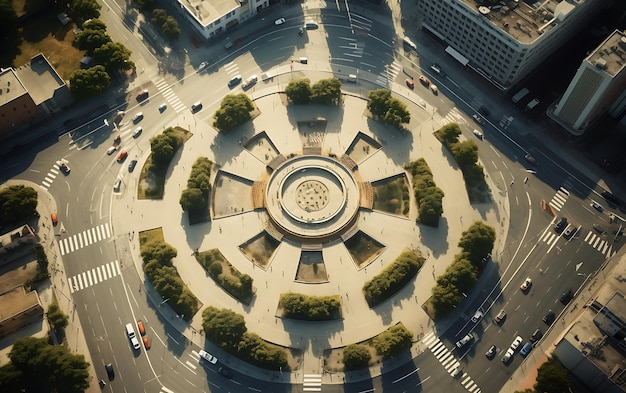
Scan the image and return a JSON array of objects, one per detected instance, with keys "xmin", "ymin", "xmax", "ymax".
[{"xmin": 265, "ymin": 155, "xmax": 361, "ymax": 241}]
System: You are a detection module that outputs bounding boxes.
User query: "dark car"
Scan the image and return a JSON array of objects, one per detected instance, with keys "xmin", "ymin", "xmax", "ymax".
[
  {"xmin": 228, "ymin": 75, "xmax": 242, "ymax": 87},
  {"xmin": 543, "ymin": 310, "xmax": 555, "ymax": 325},
  {"xmin": 128, "ymin": 160, "xmax": 137, "ymax": 173},
  {"xmin": 136, "ymin": 90, "xmax": 149, "ymax": 102},
  {"xmin": 105, "ymin": 363, "xmax": 114, "ymax": 380},
  {"xmin": 218, "ymin": 367, "xmax": 233, "ymax": 378},
  {"xmin": 554, "ymin": 217, "xmax": 568, "ymax": 233},
  {"xmin": 560, "ymin": 290, "xmax": 573, "ymax": 304},
  {"xmin": 530, "ymin": 328, "xmax": 543, "ymax": 343},
  {"xmin": 485, "ymin": 345, "xmax": 497, "ymax": 360}
]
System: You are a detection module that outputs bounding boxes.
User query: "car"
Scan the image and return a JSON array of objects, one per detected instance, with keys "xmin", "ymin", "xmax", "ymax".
[
  {"xmin": 430, "ymin": 84, "xmax": 438, "ymax": 94},
  {"xmin": 242, "ymin": 75, "xmax": 258, "ymax": 89},
  {"xmin": 501, "ymin": 348, "xmax": 514, "ymax": 364},
  {"xmin": 530, "ymin": 328, "xmax": 543, "ymax": 343},
  {"xmin": 560, "ymin": 290, "xmax": 573, "ymax": 304},
  {"xmin": 132, "ymin": 127, "xmax": 142, "ymax": 138},
  {"xmin": 520, "ymin": 277, "xmax": 532, "ymax": 291},
  {"xmin": 113, "ymin": 178, "xmax": 122, "ymax": 192},
  {"xmin": 563, "ymin": 225, "xmax": 577, "ymax": 239},
  {"xmin": 128, "ymin": 160, "xmax": 137, "ymax": 173},
  {"xmin": 199, "ymin": 350, "xmax": 218, "ymax": 364},
  {"xmin": 117, "ymin": 151, "xmax": 128, "ymax": 163},
  {"xmin": 494, "ymin": 309, "xmax": 506, "ymax": 324},
  {"xmin": 137, "ymin": 320, "xmax": 145, "ymax": 336},
  {"xmin": 198, "ymin": 61, "xmax": 208, "ymax": 71},
  {"xmin": 524, "ymin": 153, "xmax": 537, "ymax": 165},
  {"xmin": 228, "ymin": 75, "xmax": 242, "ymax": 87},
  {"xmin": 191, "ymin": 102, "xmax": 202, "ymax": 112},
  {"xmin": 132, "ymin": 112, "xmax": 143, "ymax": 123},
  {"xmin": 591, "ymin": 202, "xmax": 604, "ymax": 212},
  {"xmin": 451, "ymin": 366, "xmax": 463, "ymax": 378},
  {"xmin": 299, "ymin": 57, "xmax": 308, "ymax": 64},
  {"xmin": 473, "ymin": 129, "xmax": 483, "ymax": 139},
  {"xmin": 106, "ymin": 146, "xmax": 118, "ymax": 155},
  {"xmin": 485, "ymin": 345, "xmax": 497, "ymax": 359},
  {"xmin": 418, "ymin": 75, "xmax": 430, "ymax": 86},
  {"xmin": 125, "ymin": 323, "xmax": 140, "ymax": 350},
  {"xmin": 470, "ymin": 310, "xmax": 483, "ymax": 323},
  {"xmin": 593, "ymin": 224, "xmax": 606, "ymax": 233},
  {"xmin": 158, "ymin": 103, "xmax": 167, "ymax": 112},
  {"xmin": 142, "ymin": 336, "xmax": 151, "ymax": 350},
  {"xmin": 455, "ymin": 333, "xmax": 473, "ymax": 348},
  {"xmin": 543, "ymin": 310, "xmax": 555, "ymax": 325},
  {"xmin": 519, "ymin": 342, "xmax": 533, "ymax": 357},
  {"xmin": 510, "ymin": 336, "xmax": 523, "ymax": 351},
  {"xmin": 136, "ymin": 90, "xmax": 149, "ymax": 101},
  {"xmin": 57, "ymin": 161, "xmax": 71, "ymax": 173},
  {"xmin": 405, "ymin": 78, "xmax": 415, "ymax": 89},
  {"xmin": 554, "ymin": 217, "xmax": 568, "ymax": 233},
  {"xmin": 304, "ymin": 20, "xmax": 318, "ymax": 29},
  {"xmin": 430, "ymin": 63, "xmax": 442, "ymax": 74},
  {"xmin": 51, "ymin": 212, "xmax": 58, "ymax": 225},
  {"xmin": 472, "ymin": 114, "xmax": 483, "ymax": 123},
  {"xmin": 274, "ymin": 17, "xmax": 286, "ymax": 25},
  {"xmin": 218, "ymin": 367, "xmax": 234, "ymax": 378},
  {"xmin": 261, "ymin": 72, "xmax": 273, "ymax": 81},
  {"xmin": 105, "ymin": 363, "xmax": 114, "ymax": 380}
]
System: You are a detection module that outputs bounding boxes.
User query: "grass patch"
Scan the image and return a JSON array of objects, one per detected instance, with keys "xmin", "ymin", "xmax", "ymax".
[
  {"xmin": 344, "ymin": 231, "xmax": 385, "ymax": 268},
  {"xmin": 139, "ymin": 227, "xmax": 165, "ymax": 246},
  {"xmin": 240, "ymin": 232, "xmax": 279, "ymax": 269},
  {"xmin": 372, "ymin": 175, "xmax": 410, "ymax": 217}
]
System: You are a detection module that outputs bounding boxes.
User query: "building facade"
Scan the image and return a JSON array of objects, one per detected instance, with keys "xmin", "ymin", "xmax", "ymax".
[
  {"xmin": 550, "ymin": 29, "xmax": 626, "ymax": 135},
  {"xmin": 417, "ymin": 0, "xmax": 613, "ymax": 89},
  {"xmin": 178, "ymin": 0, "xmax": 270, "ymax": 40}
]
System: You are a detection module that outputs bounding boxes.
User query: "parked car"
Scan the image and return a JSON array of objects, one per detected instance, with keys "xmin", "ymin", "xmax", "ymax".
[
  {"xmin": 530, "ymin": 328, "xmax": 543, "ymax": 343},
  {"xmin": 510, "ymin": 336, "xmax": 523, "ymax": 351},
  {"xmin": 137, "ymin": 320, "xmax": 145, "ymax": 336},
  {"xmin": 128, "ymin": 160, "xmax": 137, "ymax": 173},
  {"xmin": 242, "ymin": 75, "xmax": 258, "ymax": 89},
  {"xmin": 142, "ymin": 336, "xmax": 151, "ymax": 350},
  {"xmin": 501, "ymin": 348, "xmax": 514, "ymax": 364},
  {"xmin": 520, "ymin": 277, "xmax": 532, "ymax": 291},
  {"xmin": 274, "ymin": 17, "xmax": 286, "ymax": 25},
  {"xmin": 543, "ymin": 310, "xmax": 555, "ymax": 325},
  {"xmin": 560, "ymin": 290, "xmax": 573, "ymax": 304},
  {"xmin": 199, "ymin": 349, "xmax": 217, "ymax": 364},
  {"xmin": 519, "ymin": 342, "xmax": 533, "ymax": 357},
  {"xmin": 494, "ymin": 309, "xmax": 506, "ymax": 324},
  {"xmin": 51, "ymin": 212, "xmax": 58, "ymax": 225},
  {"xmin": 485, "ymin": 345, "xmax": 497, "ymax": 359},
  {"xmin": 405, "ymin": 78, "xmax": 415, "ymax": 89},
  {"xmin": 125, "ymin": 323, "xmax": 140, "ymax": 350},
  {"xmin": 299, "ymin": 57, "xmax": 308, "ymax": 64}
]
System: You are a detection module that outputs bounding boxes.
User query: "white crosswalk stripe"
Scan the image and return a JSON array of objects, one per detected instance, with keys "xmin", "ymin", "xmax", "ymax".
[
  {"xmin": 350, "ymin": 14, "xmax": 372, "ymax": 32},
  {"xmin": 421, "ymin": 332, "xmax": 480, "ymax": 392},
  {"xmin": 303, "ymin": 374, "xmax": 322, "ymax": 391},
  {"xmin": 583, "ymin": 231, "xmax": 615, "ymax": 256},
  {"xmin": 224, "ymin": 62, "xmax": 240, "ymax": 75},
  {"xmin": 40, "ymin": 159, "xmax": 69, "ymax": 190},
  {"xmin": 160, "ymin": 387, "xmax": 175, "ymax": 393},
  {"xmin": 375, "ymin": 61, "xmax": 402, "ymax": 87},
  {"xmin": 58, "ymin": 223, "xmax": 112, "ymax": 256},
  {"xmin": 69, "ymin": 260, "xmax": 120, "ymax": 293},
  {"xmin": 548, "ymin": 187, "xmax": 569, "ymax": 211},
  {"xmin": 154, "ymin": 78, "xmax": 186, "ymax": 113}
]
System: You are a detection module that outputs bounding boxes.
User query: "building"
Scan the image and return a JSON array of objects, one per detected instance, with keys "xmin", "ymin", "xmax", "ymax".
[
  {"xmin": 416, "ymin": 0, "xmax": 614, "ymax": 90},
  {"xmin": 0, "ymin": 285, "xmax": 44, "ymax": 338},
  {"xmin": 549, "ymin": 29, "xmax": 626, "ymax": 135},
  {"xmin": 178, "ymin": 0, "xmax": 270, "ymax": 40}
]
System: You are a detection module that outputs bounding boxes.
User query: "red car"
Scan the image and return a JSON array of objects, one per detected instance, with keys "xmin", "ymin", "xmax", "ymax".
[
  {"xmin": 117, "ymin": 151, "xmax": 128, "ymax": 163},
  {"xmin": 418, "ymin": 75, "xmax": 430, "ymax": 86},
  {"xmin": 405, "ymin": 78, "xmax": 415, "ymax": 89}
]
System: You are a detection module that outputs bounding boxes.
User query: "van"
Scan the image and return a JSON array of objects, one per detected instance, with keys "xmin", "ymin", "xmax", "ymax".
[
  {"xmin": 519, "ymin": 342, "xmax": 533, "ymax": 357},
  {"xmin": 304, "ymin": 20, "xmax": 318, "ymax": 29},
  {"xmin": 125, "ymin": 323, "xmax": 140, "ymax": 350},
  {"xmin": 347, "ymin": 74, "xmax": 357, "ymax": 83}
]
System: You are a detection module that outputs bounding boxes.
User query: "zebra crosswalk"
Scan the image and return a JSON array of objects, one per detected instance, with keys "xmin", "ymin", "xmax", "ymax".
[
  {"xmin": 224, "ymin": 61, "xmax": 240, "ymax": 76},
  {"xmin": 58, "ymin": 223, "xmax": 112, "ymax": 256},
  {"xmin": 40, "ymin": 159, "xmax": 68, "ymax": 190},
  {"xmin": 584, "ymin": 231, "xmax": 614, "ymax": 256},
  {"xmin": 422, "ymin": 332, "xmax": 481, "ymax": 393},
  {"xmin": 375, "ymin": 61, "xmax": 401, "ymax": 87},
  {"xmin": 303, "ymin": 373, "xmax": 322, "ymax": 391},
  {"xmin": 68, "ymin": 260, "xmax": 120, "ymax": 293},
  {"xmin": 154, "ymin": 78, "xmax": 186, "ymax": 113},
  {"xmin": 349, "ymin": 14, "xmax": 372, "ymax": 34},
  {"xmin": 548, "ymin": 187, "xmax": 570, "ymax": 212}
]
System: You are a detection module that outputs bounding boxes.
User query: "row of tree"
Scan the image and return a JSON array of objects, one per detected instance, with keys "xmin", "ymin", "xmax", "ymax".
[
  {"xmin": 140, "ymin": 240, "xmax": 199, "ymax": 320},
  {"xmin": 196, "ymin": 249, "xmax": 254, "ymax": 304},
  {"xmin": 435, "ymin": 123, "xmax": 486, "ymax": 191},
  {"xmin": 405, "ymin": 159, "xmax": 445, "ymax": 227},
  {"xmin": 0, "ymin": 185, "xmax": 38, "ymax": 224},
  {"xmin": 151, "ymin": 9, "xmax": 181, "ymax": 40},
  {"xmin": 284, "ymin": 77, "xmax": 343, "ymax": 105},
  {"xmin": 431, "ymin": 221, "xmax": 496, "ymax": 316},
  {"xmin": 202, "ymin": 307, "xmax": 289, "ymax": 370},
  {"xmin": 362, "ymin": 249, "xmax": 425, "ymax": 307},
  {"xmin": 342, "ymin": 323, "xmax": 413, "ymax": 370},
  {"xmin": 278, "ymin": 293, "xmax": 341, "ymax": 320},
  {"xmin": 180, "ymin": 157, "xmax": 212, "ymax": 223},
  {"xmin": 367, "ymin": 89, "xmax": 411, "ymax": 128}
]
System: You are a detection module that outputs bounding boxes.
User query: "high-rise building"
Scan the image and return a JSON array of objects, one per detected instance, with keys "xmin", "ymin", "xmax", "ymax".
[
  {"xmin": 550, "ymin": 30, "xmax": 626, "ymax": 135},
  {"xmin": 417, "ymin": 0, "xmax": 614, "ymax": 89}
]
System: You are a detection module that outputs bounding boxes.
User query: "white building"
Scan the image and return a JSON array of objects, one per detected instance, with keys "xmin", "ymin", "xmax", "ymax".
[
  {"xmin": 178, "ymin": 0, "xmax": 270, "ymax": 40},
  {"xmin": 550, "ymin": 30, "xmax": 626, "ymax": 135},
  {"xmin": 416, "ymin": 0, "xmax": 614, "ymax": 89}
]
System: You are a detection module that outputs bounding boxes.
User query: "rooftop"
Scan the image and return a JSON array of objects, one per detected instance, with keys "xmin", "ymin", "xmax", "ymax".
[
  {"xmin": 15, "ymin": 54, "xmax": 66, "ymax": 106},
  {"xmin": 0, "ymin": 68, "xmax": 28, "ymax": 107},
  {"xmin": 0, "ymin": 285, "xmax": 41, "ymax": 322},
  {"xmin": 584, "ymin": 29, "xmax": 626, "ymax": 77},
  {"xmin": 460, "ymin": 0, "xmax": 584, "ymax": 44},
  {"xmin": 180, "ymin": 0, "xmax": 241, "ymax": 26}
]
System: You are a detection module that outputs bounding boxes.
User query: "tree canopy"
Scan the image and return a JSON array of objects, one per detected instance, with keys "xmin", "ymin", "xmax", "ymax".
[
  {"xmin": 534, "ymin": 357, "xmax": 569, "ymax": 393},
  {"xmin": 74, "ymin": 29, "xmax": 111, "ymax": 55},
  {"xmin": 149, "ymin": 127, "xmax": 183, "ymax": 169},
  {"xmin": 69, "ymin": 0, "xmax": 102, "ymax": 25},
  {"xmin": 343, "ymin": 344, "xmax": 371, "ymax": 370},
  {"xmin": 69, "ymin": 66, "xmax": 111, "ymax": 99},
  {"xmin": 457, "ymin": 221, "xmax": 496, "ymax": 265},
  {"xmin": 367, "ymin": 89, "xmax": 410, "ymax": 127},
  {"xmin": 285, "ymin": 78, "xmax": 312, "ymax": 104},
  {"xmin": 0, "ymin": 185, "xmax": 38, "ymax": 223},
  {"xmin": 202, "ymin": 307, "xmax": 247, "ymax": 350},
  {"xmin": 93, "ymin": 42, "xmax": 134, "ymax": 71},
  {"xmin": 310, "ymin": 78, "xmax": 342, "ymax": 105},
  {"xmin": 213, "ymin": 94, "xmax": 254, "ymax": 132}
]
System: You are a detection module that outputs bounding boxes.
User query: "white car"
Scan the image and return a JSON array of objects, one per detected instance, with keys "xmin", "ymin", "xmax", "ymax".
[
  {"xmin": 274, "ymin": 17, "xmax": 286, "ymax": 26},
  {"xmin": 106, "ymin": 146, "xmax": 118, "ymax": 155},
  {"xmin": 132, "ymin": 112, "xmax": 143, "ymax": 123},
  {"xmin": 470, "ymin": 310, "xmax": 483, "ymax": 323},
  {"xmin": 132, "ymin": 127, "xmax": 142, "ymax": 138},
  {"xmin": 158, "ymin": 103, "xmax": 167, "ymax": 112},
  {"xmin": 455, "ymin": 333, "xmax": 473, "ymax": 348},
  {"xmin": 473, "ymin": 129, "xmax": 483, "ymax": 139},
  {"xmin": 199, "ymin": 350, "xmax": 218, "ymax": 364},
  {"xmin": 199, "ymin": 61, "xmax": 208, "ymax": 71},
  {"xmin": 501, "ymin": 348, "xmax": 514, "ymax": 364},
  {"xmin": 510, "ymin": 336, "xmax": 523, "ymax": 351},
  {"xmin": 242, "ymin": 75, "xmax": 258, "ymax": 89}
]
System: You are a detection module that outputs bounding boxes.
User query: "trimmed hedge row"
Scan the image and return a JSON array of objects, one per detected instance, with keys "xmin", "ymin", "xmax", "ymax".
[
  {"xmin": 278, "ymin": 292, "xmax": 341, "ymax": 321},
  {"xmin": 405, "ymin": 159, "xmax": 445, "ymax": 227},
  {"xmin": 196, "ymin": 248, "xmax": 253, "ymax": 304}
]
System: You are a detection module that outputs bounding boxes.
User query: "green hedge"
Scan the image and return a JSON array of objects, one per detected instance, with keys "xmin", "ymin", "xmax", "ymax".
[
  {"xmin": 405, "ymin": 159, "xmax": 444, "ymax": 227},
  {"xmin": 278, "ymin": 292, "xmax": 341, "ymax": 321},
  {"xmin": 362, "ymin": 250, "xmax": 425, "ymax": 307},
  {"xmin": 196, "ymin": 249, "xmax": 253, "ymax": 304}
]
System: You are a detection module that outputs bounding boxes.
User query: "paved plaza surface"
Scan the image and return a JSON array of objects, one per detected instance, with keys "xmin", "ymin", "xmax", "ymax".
[{"xmin": 113, "ymin": 80, "xmax": 510, "ymax": 384}]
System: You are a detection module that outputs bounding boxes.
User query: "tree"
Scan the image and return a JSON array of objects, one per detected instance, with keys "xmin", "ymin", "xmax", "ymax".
[
  {"xmin": 74, "ymin": 29, "xmax": 111, "ymax": 55},
  {"xmin": 372, "ymin": 324, "xmax": 413, "ymax": 358},
  {"xmin": 152, "ymin": 9, "xmax": 168, "ymax": 27},
  {"xmin": 180, "ymin": 188, "xmax": 205, "ymax": 211},
  {"xmin": 311, "ymin": 78, "xmax": 342, "ymax": 105},
  {"xmin": 0, "ymin": 185, "xmax": 38, "ymax": 223},
  {"xmin": 451, "ymin": 140, "xmax": 479, "ymax": 169},
  {"xmin": 93, "ymin": 42, "xmax": 134, "ymax": 71},
  {"xmin": 69, "ymin": 65, "xmax": 110, "ymax": 99},
  {"xmin": 384, "ymin": 98, "xmax": 410, "ymax": 127},
  {"xmin": 46, "ymin": 303, "xmax": 68, "ymax": 331},
  {"xmin": 343, "ymin": 344, "xmax": 371, "ymax": 370},
  {"xmin": 367, "ymin": 89, "xmax": 391, "ymax": 117},
  {"xmin": 457, "ymin": 221, "xmax": 496, "ymax": 265},
  {"xmin": 418, "ymin": 191, "xmax": 444, "ymax": 226},
  {"xmin": 285, "ymin": 78, "xmax": 312, "ymax": 104},
  {"xmin": 140, "ymin": 240, "xmax": 177, "ymax": 266},
  {"xmin": 69, "ymin": 0, "xmax": 102, "ymax": 25},
  {"xmin": 534, "ymin": 357, "xmax": 569, "ymax": 393},
  {"xmin": 438, "ymin": 123, "xmax": 461, "ymax": 145},
  {"xmin": 0, "ymin": 0, "xmax": 18, "ymax": 40},
  {"xmin": 136, "ymin": 0, "xmax": 155, "ymax": 9},
  {"xmin": 82, "ymin": 19, "xmax": 107, "ymax": 31},
  {"xmin": 149, "ymin": 128, "xmax": 183, "ymax": 168},
  {"xmin": 162, "ymin": 17, "xmax": 181, "ymax": 40},
  {"xmin": 213, "ymin": 94, "xmax": 254, "ymax": 132},
  {"xmin": 202, "ymin": 307, "xmax": 247, "ymax": 350}
]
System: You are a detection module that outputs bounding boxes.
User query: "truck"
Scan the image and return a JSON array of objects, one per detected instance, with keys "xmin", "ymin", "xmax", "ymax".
[
  {"xmin": 512, "ymin": 88, "xmax": 530, "ymax": 104},
  {"xmin": 526, "ymin": 98, "xmax": 540, "ymax": 110}
]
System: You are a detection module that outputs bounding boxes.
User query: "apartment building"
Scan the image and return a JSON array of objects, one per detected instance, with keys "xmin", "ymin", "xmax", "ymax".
[
  {"xmin": 417, "ymin": 0, "xmax": 614, "ymax": 89},
  {"xmin": 550, "ymin": 29, "xmax": 626, "ymax": 135},
  {"xmin": 178, "ymin": 0, "xmax": 270, "ymax": 40}
]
